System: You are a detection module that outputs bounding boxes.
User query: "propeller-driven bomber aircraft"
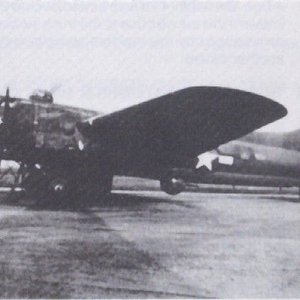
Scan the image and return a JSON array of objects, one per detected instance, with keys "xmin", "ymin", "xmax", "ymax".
[
  {"xmin": 0, "ymin": 86, "xmax": 287, "ymax": 201},
  {"xmin": 194, "ymin": 129, "xmax": 300, "ymax": 189}
]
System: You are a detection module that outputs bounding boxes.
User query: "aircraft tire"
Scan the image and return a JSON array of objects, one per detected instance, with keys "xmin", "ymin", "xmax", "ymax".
[
  {"xmin": 45, "ymin": 170, "xmax": 76, "ymax": 203},
  {"xmin": 24, "ymin": 166, "xmax": 113, "ymax": 203},
  {"xmin": 160, "ymin": 177, "xmax": 185, "ymax": 195}
]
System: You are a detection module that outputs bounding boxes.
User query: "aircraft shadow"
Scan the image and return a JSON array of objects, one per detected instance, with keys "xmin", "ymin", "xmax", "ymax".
[{"xmin": 0, "ymin": 190, "xmax": 192, "ymax": 212}]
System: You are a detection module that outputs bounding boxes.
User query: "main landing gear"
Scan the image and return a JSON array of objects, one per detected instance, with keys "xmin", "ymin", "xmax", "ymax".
[
  {"xmin": 20, "ymin": 164, "xmax": 113, "ymax": 203},
  {"xmin": 160, "ymin": 176, "xmax": 185, "ymax": 195}
]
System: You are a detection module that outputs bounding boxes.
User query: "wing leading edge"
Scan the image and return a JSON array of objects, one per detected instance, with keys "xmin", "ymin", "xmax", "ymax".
[{"xmin": 77, "ymin": 87, "xmax": 287, "ymax": 173}]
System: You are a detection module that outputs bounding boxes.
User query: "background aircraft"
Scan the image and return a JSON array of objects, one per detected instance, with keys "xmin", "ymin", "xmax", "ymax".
[
  {"xmin": 243, "ymin": 129, "xmax": 300, "ymax": 151},
  {"xmin": 194, "ymin": 129, "xmax": 300, "ymax": 190},
  {"xmin": 0, "ymin": 86, "xmax": 286, "ymax": 201}
]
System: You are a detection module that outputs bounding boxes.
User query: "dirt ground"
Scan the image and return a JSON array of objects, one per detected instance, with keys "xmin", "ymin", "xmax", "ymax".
[{"xmin": 0, "ymin": 189, "xmax": 300, "ymax": 298}]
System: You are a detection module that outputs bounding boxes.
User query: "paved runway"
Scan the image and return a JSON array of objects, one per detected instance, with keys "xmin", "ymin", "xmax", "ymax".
[{"xmin": 0, "ymin": 190, "xmax": 300, "ymax": 298}]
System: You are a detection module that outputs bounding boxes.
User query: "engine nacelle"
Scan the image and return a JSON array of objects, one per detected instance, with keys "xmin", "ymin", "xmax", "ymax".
[{"xmin": 160, "ymin": 177, "xmax": 185, "ymax": 195}]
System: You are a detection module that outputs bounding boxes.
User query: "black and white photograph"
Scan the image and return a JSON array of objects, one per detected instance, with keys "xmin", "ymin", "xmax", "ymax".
[{"xmin": 0, "ymin": 0, "xmax": 300, "ymax": 298}]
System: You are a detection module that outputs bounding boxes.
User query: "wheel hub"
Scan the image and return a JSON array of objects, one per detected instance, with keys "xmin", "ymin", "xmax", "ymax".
[
  {"xmin": 48, "ymin": 178, "xmax": 68, "ymax": 197},
  {"xmin": 53, "ymin": 183, "xmax": 65, "ymax": 192}
]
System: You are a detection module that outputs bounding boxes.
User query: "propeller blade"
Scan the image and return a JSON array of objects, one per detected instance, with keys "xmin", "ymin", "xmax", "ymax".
[
  {"xmin": 0, "ymin": 87, "xmax": 14, "ymax": 126},
  {"xmin": 0, "ymin": 88, "xmax": 19, "ymax": 107}
]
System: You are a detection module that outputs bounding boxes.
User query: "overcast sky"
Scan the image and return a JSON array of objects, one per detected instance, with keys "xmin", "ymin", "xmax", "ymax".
[{"xmin": 0, "ymin": 0, "xmax": 299, "ymax": 132}]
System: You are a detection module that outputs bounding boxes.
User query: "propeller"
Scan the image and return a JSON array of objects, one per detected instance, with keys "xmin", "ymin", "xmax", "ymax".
[
  {"xmin": 0, "ymin": 89, "xmax": 27, "ymax": 197},
  {"xmin": 0, "ymin": 87, "xmax": 15, "ymax": 104},
  {"xmin": 0, "ymin": 87, "xmax": 19, "ymax": 161},
  {"xmin": 0, "ymin": 87, "xmax": 17, "ymax": 125}
]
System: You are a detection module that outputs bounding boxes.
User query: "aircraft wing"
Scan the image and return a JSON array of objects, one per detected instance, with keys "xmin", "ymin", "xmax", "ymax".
[{"xmin": 76, "ymin": 87, "xmax": 287, "ymax": 174}]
